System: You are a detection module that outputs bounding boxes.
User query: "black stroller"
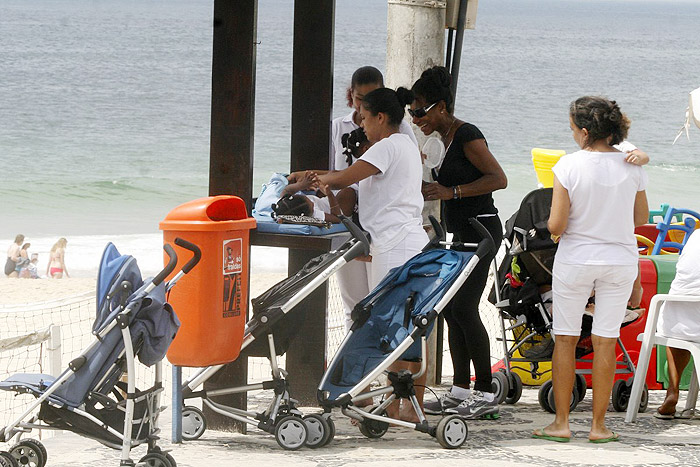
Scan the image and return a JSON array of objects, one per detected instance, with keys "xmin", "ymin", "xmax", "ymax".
[
  {"xmin": 317, "ymin": 218, "xmax": 496, "ymax": 449},
  {"xmin": 179, "ymin": 218, "xmax": 369, "ymax": 450},
  {"xmin": 0, "ymin": 238, "xmax": 201, "ymax": 467},
  {"xmin": 489, "ymin": 188, "xmax": 648, "ymax": 413}
]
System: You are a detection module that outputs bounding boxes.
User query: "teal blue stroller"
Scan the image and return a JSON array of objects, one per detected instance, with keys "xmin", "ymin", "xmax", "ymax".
[{"xmin": 317, "ymin": 218, "xmax": 495, "ymax": 449}]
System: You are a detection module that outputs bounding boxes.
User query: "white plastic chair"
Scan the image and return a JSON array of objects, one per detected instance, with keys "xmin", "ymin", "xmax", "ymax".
[{"xmin": 625, "ymin": 293, "xmax": 700, "ymax": 423}]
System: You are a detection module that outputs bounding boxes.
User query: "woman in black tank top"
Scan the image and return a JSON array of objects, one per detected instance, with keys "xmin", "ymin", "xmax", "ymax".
[{"xmin": 409, "ymin": 66, "xmax": 507, "ymax": 418}]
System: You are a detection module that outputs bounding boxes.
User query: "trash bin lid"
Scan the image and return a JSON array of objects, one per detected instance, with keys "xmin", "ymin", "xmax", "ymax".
[{"xmin": 159, "ymin": 196, "xmax": 256, "ymax": 232}]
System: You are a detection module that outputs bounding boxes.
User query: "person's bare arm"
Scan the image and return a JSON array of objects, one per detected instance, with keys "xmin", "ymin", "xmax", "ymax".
[
  {"xmin": 628, "ymin": 263, "xmax": 643, "ymax": 309},
  {"xmin": 421, "ymin": 139, "xmax": 507, "ymax": 201},
  {"xmin": 625, "ymin": 149, "xmax": 649, "ymax": 166},
  {"xmin": 60, "ymin": 250, "xmax": 70, "ymax": 278},
  {"xmin": 317, "ymin": 160, "xmax": 379, "ymax": 190},
  {"xmin": 548, "ymin": 175, "xmax": 570, "ymax": 237},
  {"xmin": 633, "ymin": 190, "xmax": 649, "ymax": 227},
  {"xmin": 282, "ymin": 171, "xmax": 319, "ymax": 196}
]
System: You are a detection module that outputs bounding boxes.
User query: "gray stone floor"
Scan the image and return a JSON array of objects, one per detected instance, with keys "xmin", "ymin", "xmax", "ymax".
[{"xmin": 8, "ymin": 387, "xmax": 700, "ymax": 466}]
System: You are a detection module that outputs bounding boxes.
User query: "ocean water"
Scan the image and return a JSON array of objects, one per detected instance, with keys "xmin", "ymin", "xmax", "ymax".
[{"xmin": 1, "ymin": 0, "xmax": 700, "ymax": 277}]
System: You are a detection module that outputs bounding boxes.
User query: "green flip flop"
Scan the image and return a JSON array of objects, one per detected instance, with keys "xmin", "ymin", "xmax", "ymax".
[
  {"xmin": 532, "ymin": 428, "xmax": 570, "ymax": 443},
  {"xmin": 589, "ymin": 432, "xmax": 620, "ymax": 443}
]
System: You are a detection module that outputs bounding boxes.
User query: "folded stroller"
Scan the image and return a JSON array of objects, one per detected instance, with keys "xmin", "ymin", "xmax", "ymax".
[
  {"xmin": 317, "ymin": 218, "xmax": 496, "ymax": 449},
  {"xmin": 179, "ymin": 218, "xmax": 369, "ymax": 450},
  {"xmin": 0, "ymin": 238, "xmax": 201, "ymax": 467},
  {"xmin": 490, "ymin": 188, "xmax": 649, "ymax": 413}
]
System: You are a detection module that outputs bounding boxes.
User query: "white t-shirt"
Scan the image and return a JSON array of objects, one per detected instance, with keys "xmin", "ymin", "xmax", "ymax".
[
  {"xmin": 552, "ymin": 149, "xmax": 648, "ymax": 266},
  {"xmin": 357, "ymin": 133, "xmax": 425, "ymax": 253},
  {"xmin": 330, "ymin": 110, "xmax": 418, "ymax": 171},
  {"xmin": 658, "ymin": 231, "xmax": 700, "ymax": 341},
  {"xmin": 307, "ymin": 194, "xmax": 331, "ymax": 221}
]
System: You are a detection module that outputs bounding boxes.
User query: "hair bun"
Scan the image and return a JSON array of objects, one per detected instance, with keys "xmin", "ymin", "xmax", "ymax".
[
  {"xmin": 395, "ymin": 87, "xmax": 415, "ymax": 107},
  {"xmin": 421, "ymin": 66, "xmax": 452, "ymax": 90}
]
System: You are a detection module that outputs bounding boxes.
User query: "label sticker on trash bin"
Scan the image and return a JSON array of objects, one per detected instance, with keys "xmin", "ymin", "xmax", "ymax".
[
  {"xmin": 223, "ymin": 239, "xmax": 243, "ymax": 275},
  {"xmin": 223, "ymin": 239, "xmax": 243, "ymax": 319}
]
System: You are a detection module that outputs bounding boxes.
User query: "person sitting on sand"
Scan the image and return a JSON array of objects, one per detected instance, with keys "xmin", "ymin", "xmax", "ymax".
[
  {"xmin": 5, "ymin": 234, "xmax": 25, "ymax": 278},
  {"xmin": 47, "ymin": 238, "xmax": 70, "ymax": 279},
  {"xmin": 19, "ymin": 253, "xmax": 40, "ymax": 279}
]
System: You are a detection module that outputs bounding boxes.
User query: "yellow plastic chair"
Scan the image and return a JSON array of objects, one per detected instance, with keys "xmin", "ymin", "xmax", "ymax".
[
  {"xmin": 531, "ymin": 148, "xmax": 566, "ymax": 188},
  {"xmin": 668, "ymin": 219, "xmax": 700, "ymax": 244}
]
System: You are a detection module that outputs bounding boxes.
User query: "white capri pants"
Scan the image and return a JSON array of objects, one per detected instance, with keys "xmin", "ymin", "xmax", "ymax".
[
  {"xmin": 336, "ymin": 259, "xmax": 371, "ymax": 332},
  {"xmin": 552, "ymin": 262, "xmax": 638, "ymax": 339},
  {"xmin": 369, "ymin": 229, "xmax": 429, "ymax": 290}
]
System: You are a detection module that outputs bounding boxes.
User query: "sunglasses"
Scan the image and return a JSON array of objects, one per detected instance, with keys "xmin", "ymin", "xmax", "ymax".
[{"xmin": 408, "ymin": 102, "xmax": 437, "ymax": 118}]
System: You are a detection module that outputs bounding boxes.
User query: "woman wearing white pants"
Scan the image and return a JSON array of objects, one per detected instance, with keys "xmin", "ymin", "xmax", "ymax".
[{"xmin": 317, "ymin": 85, "xmax": 428, "ymax": 421}]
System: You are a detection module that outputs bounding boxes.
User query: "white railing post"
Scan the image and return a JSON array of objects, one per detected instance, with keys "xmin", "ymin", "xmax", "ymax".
[{"xmin": 48, "ymin": 325, "xmax": 62, "ymax": 377}]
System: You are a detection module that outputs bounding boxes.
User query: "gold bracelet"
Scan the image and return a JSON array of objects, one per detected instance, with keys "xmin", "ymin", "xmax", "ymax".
[{"xmin": 457, "ymin": 185, "xmax": 462, "ymax": 198}]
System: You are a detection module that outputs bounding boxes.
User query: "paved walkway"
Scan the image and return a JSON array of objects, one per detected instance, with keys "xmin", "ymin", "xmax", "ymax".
[{"xmin": 17, "ymin": 387, "xmax": 699, "ymax": 466}]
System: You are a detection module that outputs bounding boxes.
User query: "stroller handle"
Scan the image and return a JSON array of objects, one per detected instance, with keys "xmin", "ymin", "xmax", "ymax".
[
  {"xmin": 153, "ymin": 244, "xmax": 178, "ymax": 287},
  {"xmin": 174, "ymin": 237, "xmax": 202, "ymax": 274},
  {"xmin": 422, "ymin": 215, "xmax": 446, "ymax": 251},
  {"xmin": 340, "ymin": 215, "xmax": 370, "ymax": 256},
  {"xmin": 468, "ymin": 217, "xmax": 497, "ymax": 258}
]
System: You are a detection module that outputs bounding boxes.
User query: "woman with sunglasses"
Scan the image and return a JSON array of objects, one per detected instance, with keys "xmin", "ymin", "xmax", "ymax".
[
  {"xmin": 411, "ymin": 66, "xmax": 507, "ymax": 420},
  {"xmin": 316, "ymin": 86, "xmax": 429, "ymax": 421}
]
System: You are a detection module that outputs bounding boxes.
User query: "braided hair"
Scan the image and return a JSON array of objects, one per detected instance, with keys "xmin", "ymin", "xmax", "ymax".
[
  {"xmin": 271, "ymin": 195, "xmax": 311, "ymax": 217},
  {"xmin": 341, "ymin": 127, "xmax": 370, "ymax": 166}
]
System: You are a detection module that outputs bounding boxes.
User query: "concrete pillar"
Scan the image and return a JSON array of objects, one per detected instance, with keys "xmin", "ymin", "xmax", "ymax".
[{"xmin": 385, "ymin": 0, "xmax": 446, "ymax": 385}]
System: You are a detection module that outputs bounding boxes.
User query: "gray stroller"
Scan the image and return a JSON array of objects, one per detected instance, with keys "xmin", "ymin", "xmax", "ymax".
[{"xmin": 0, "ymin": 238, "xmax": 201, "ymax": 467}]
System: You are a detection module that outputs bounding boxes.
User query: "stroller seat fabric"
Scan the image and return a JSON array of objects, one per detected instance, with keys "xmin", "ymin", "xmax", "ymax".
[{"xmin": 322, "ymin": 249, "xmax": 474, "ymax": 401}]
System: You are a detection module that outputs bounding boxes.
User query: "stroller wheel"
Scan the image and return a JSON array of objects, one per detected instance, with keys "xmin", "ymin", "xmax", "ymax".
[
  {"xmin": 436, "ymin": 415, "xmax": 468, "ymax": 449},
  {"xmin": 181, "ymin": 406, "xmax": 207, "ymax": 441},
  {"xmin": 612, "ymin": 378, "xmax": 648, "ymax": 412},
  {"xmin": 9, "ymin": 440, "xmax": 45, "ymax": 467},
  {"xmin": 575, "ymin": 374, "xmax": 587, "ymax": 402},
  {"xmin": 0, "ymin": 452, "xmax": 19, "ymax": 467},
  {"xmin": 545, "ymin": 380, "xmax": 580, "ymax": 413},
  {"xmin": 11, "ymin": 440, "xmax": 45, "ymax": 467},
  {"xmin": 491, "ymin": 371, "xmax": 509, "ymax": 404},
  {"xmin": 538, "ymin": 380, "xmax": 554, "ymax": 413},
  {"xmin": 323, "ymin": 414, "xmax": 336, "ymax": 446},
  {"xmin": 275, "ymin": 415, "xmax": 308, "ymax": 450},
  {"xmin": 138, "ymin": 452, "xmax": 173, "ymax": 467},
  {"xmin": 505, "ymin": 372, "xmax": 523, "ymax": 405},
  {"xmin": 358, "ymin": 406, "xmax": 390, "ymax": 439},
  {"xmin": 302, "ymin": 413, "xmax": 331, "ymax": 448}
]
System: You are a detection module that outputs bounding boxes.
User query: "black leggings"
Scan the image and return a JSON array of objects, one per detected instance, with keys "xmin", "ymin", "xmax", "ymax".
[{"xmin": 443, "ymin": 215, "xmax": 503, "ymax": 393}]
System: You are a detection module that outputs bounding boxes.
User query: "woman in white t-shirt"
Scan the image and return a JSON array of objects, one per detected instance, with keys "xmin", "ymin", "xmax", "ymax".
[
  {"xmin": 330, "ymin": 66, "xmax": 418, "ymax": 333},
  {"xmin": 317, "ymin": 86, "xmax": 429, "ymax": 421},
  {"xmin": 534, "ymin": 96, "xmax": 649, "ymax": 444}
]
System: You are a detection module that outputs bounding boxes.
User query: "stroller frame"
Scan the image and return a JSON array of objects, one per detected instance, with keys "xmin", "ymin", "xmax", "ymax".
[
  {"xmin": 0, "ymin": 238, "xmax": 201, "ymax": 467},
  {"xmin": 179, "ymin": 218, "xmax": 370, "ymax": 450},
  {"xmin": 490, "ymin": 188, "xmax": 648, "ymax": 412},
  {"xmin": 317, "ymin": 218, "xmax": 496, "ymax": 449}
]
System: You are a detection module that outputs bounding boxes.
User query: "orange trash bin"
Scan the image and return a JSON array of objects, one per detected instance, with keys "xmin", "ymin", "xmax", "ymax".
[{"xmin": 160, "ymin": 195, "xmax": 256, "ymax": 367}]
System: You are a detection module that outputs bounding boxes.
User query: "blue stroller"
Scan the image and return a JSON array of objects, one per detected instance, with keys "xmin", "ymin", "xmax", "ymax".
[
  {"xmin": 317, "ymin": 218, "xmax": 495, "ymax": 449},
  {"xmin": 0, "ymin": 238, "xmax": 201, "ymax": 467}
]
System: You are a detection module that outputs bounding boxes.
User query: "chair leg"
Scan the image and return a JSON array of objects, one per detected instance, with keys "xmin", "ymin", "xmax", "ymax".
[{"xmin": 683, "ymin": 359, "xmax": 700, "ymax": 415}]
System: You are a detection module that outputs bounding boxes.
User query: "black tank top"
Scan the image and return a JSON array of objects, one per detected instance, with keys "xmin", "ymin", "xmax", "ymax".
[{"xmin": 436, "ymin": 122, "xmax": 498, "ymax": 232}]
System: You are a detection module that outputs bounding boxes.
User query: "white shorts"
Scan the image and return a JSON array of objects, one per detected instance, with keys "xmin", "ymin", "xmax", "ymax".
[
  {"xmin": 552, "ymin": 262, "xmax": 637, "ymax": 339},
  {"xmin": 336, "ymin": 259, "xmax": 371, "ymax": 332},
  {"xmin": 369, "ymin": 229, "xmax": 428, "ymax": 290}
]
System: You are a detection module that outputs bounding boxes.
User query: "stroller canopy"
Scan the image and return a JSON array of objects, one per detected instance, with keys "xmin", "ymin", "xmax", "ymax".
[
  {"xmin": 504, "ymin": 188, "xmax": 556, "ymax": 254},
  {"xmin": 320, "ymin": 249, "xmax": 474, "ymax": 401}
]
